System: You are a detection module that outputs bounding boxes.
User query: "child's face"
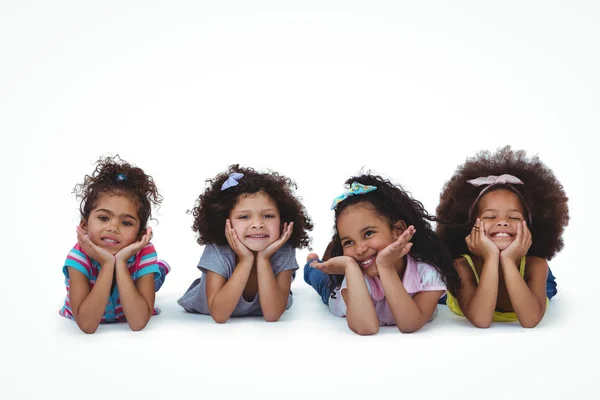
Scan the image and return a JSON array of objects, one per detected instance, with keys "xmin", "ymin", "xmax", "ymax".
[
  {"xmin": 229, "ymin": 191, "xmax": 281, "ymax": 252},
  {"xmin": 477, "ymin": 189, "xmax": 526, "ymax": 251},
  {"xmin": 337, "ymin": 204, "xmax": 400, "ymax": 278},
  {"xmin": 81, "ymin": 193, "xmax": 141, "ymax": 255}
]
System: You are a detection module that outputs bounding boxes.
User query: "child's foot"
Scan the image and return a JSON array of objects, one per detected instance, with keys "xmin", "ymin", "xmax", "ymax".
[{"xmin": 306, "ymin": 252, "xmax": 319, "ymax": 263}]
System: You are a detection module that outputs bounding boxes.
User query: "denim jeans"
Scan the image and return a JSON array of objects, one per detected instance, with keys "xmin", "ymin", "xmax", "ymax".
[
  {"xmin": 303, "ymin": 259, "xmax": 331, "ymax": 305},
  {"xmin": 437, "ymin": 267, "xmax": 558, "ymax": 304}
]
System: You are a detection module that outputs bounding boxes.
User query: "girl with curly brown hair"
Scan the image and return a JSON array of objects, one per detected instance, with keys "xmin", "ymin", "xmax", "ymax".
[
  {"xmin": 59, "ymin": 156, "xmax": 170, "ymax": 333},
  {"xmin": 304, "ymin": 173, "xmax": 461, "ymax": 335},
  {"xmin": 436, "ymin": 146, "xmax": 569, "ymax": 328},
  {"xmin": 177, "ymin": 165, "xmax": 313, "ymax": 323}
]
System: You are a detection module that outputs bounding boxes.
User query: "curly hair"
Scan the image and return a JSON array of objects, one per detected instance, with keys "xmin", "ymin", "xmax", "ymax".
[
  {"xmin": 435, "ymin": 146, "xmax": 569, "ymax": 260},
  {"xmin": 326, "ymin": 173, "xmax": 461, "ymax": 297},
  {"xmin": 74, "ymin": 155, "xmax": 162, "ymax": 236},
  {"xmin": 190, "ymin": 164, "xmax": 313, "ymax": 249}
]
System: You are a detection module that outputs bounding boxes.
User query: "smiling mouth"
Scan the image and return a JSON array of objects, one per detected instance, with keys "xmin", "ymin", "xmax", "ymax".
[
  {"xmin": 490, "ymin": 232, "xmax": 512, "ymax": 238},
  {"xmin": 246, "ymin": 234, "xmax": 269, "ymax": 239},
  {"xmin": 101, "ymin": 237, "xmax": 121, "ymax": 245},
  {"xmin": 359, "ymin": 256, "xmax": 375, "ymax": 269}
]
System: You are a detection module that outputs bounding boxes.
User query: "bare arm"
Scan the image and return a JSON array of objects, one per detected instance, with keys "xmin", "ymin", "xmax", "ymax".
[
  {"xmin": 256, "ymin": 258, "xmax": 293, "ymax": 322},
  {"xmin": 457, "ymin": 218, "xmax": 502, "ymax": 328},
  {"xmin": 502, "ymin": 256, "xmax": 547, "ymax": 328},
  {"xmin": 114, "ymin": 261, "xmax": 155, "ymax": 331},
  {"xmin": 206, "ymin": 260, "xmax": 253, "ymax": 323},
  {"xmin": 67, "ymin": 264, "xmax": 114, "ymax": 334},
  {"xmin": 342, "ymin": 261, "xmax": 379, "ymax": 335},
  {"xmin": 378, "ymin": 266, "xmax": 443, "ymax": 333}
]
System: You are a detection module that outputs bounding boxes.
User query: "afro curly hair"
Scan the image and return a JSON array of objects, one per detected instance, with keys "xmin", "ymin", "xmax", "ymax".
[
  {"xmin": 190, "ymin": 164, "xmax": 313, "ymax": 249},
  {"xmin": 435, "ymin": 146, "xmax": 569, "ymax": 260},
  {"xmin": 74, "ymin": 155, "xmax": 162, "ymax": 237}
]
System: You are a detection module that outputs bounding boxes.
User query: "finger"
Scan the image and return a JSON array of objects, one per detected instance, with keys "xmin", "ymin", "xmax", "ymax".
[{"xmin": 400, "ymin": 242, "xmax": 413, "ymax": 257}]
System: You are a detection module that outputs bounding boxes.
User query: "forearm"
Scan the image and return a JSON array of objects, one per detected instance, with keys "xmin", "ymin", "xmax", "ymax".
[
  {"xmin": 463, "ymin": 256, "xmax": 500, "ymax": 328},
  {"xmin": 115, "ymin": 261, "xmax": 153, "ymax": 331},
  {"xmin": 209, "ymin": 261, "xmax": 253, "ymax": 323},
  {"xmin": 378, "ymin": 267, "xmax": 428, "ymax": 333},
  {"xmin": 345, "ymin": 264, "xmax": 379, "ymax": 335},
  {"xmin": 74, "ymin": 263, "xmax": 114, "ymax": 333},
  {"xmin": 501, "ymin": 258, "xmax": 545, "ymax": 328},
  {"xmin": 256, "ymin": 258, "xmax": 289, "ymax": 322}
]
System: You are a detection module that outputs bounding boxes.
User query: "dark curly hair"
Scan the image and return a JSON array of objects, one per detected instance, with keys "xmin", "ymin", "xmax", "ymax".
[
  {"xmin": 326, "ymin": 173, "xmax": 461, "ymax": 297},
  {"xmin": 74, "ymin": 155, "xmax": 162, "ymax": 236},
  {"xmin": 435, "ymin": 146, "xmax": 569, "ymax": 260},
  {"xmin": 190, "ymin": 164, "xmax": 313, "ymax": 249}
]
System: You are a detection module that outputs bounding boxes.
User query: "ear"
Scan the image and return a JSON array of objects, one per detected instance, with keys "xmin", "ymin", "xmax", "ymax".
[
  {"xmin": 392, "ymin": 220, "xmax": 407, "ymax": 239},
  {"xmin": 79, "ymin": 219, "xmax": 88, "ymax": 233}
]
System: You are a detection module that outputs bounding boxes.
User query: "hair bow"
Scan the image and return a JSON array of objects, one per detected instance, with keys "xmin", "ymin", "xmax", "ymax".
[
  {"xmin": 221, "ymin": 172, "xmax": 244, "ymax": 191},
  {"xmin": 331, "ymin": 182, "xmax": 377, "ymax": 210},
  {"xmin": 467, "ymin": 174, "xmax": 523, "ymax": 186}
]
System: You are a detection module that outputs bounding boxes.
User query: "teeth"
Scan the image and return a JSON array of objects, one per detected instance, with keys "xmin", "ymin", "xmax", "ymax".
[
  {"xmin": 493, "ymin": 233, "xmax": 510, "ymax": 237},
  {"xmin": 361, "ymin": 257, "xmax": 373, "ymax": 266},
  {"xmin": 103, "ymin": 238, "xmax": 118, "ymax": 243}
]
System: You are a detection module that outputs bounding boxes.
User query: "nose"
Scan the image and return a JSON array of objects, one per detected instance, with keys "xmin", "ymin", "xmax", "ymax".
[
  {"xmin": 496, "ymin": 219, "xmax": 509, "ymax": 227},
  {"xmin": 355, "ymin": 242, "xmax": 368, "ymax": 256},
  {"xmin": 107, "ymin": 220, "xmax": 120, "ymax": 233},
  {"xmin": 251, "ymin": 217, "xmax": 264, "ymax": 229}
]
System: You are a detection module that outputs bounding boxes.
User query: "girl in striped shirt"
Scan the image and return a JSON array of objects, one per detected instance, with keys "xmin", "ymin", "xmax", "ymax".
[{"xmin": 59, "ymin": 156, "xmax": 170, "ymax": 333}]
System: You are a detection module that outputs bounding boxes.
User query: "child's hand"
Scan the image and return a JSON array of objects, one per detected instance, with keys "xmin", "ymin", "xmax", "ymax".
[
  {"xmin": 375, "ymin": 226, "xmax": 415, "ymax": 270},
  {"xmin": 500, "ymin": 220, "xmax": 532, "ymax": 261},
  {"xmin": 310, "ymin": 256, "xmax": 356, "ymax": 274},
  {"xmin": 465, "ymin": 218, "xmax": 499, "ymax": 259},
  {"xmin": 115, "ymin": 227, "xmax": 153, "ymax": 264},
  {"xmin": 257, "ymin": 222, "xmax": 293, "ymax": 261},
  {"xmin": 76, "ymin": 226, "xmax": 115, "ymax": 266},
  {"xmin": 225, "ymin": 219, "xmax": 254, "ymax": 263}
]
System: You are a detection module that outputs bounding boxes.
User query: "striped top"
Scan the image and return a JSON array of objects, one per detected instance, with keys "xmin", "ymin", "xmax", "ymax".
[{"xmin": 59, "ymin": 243, "xmax": 166, "ymax": 323}]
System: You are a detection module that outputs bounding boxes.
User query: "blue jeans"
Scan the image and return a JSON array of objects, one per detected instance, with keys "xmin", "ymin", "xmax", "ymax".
[
  {"xmin": 303, "ymin": 259, "xmax": 331, "ymax": 305},
  {"xmin": 437, "ymin": 267, "xmax": 558, "ymax": 304}
]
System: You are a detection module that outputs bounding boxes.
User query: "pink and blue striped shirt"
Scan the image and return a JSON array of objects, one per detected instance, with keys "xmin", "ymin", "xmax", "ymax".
[{"xmin": 59, "ymin": 243, "xmax": 169, "ymax": 323}]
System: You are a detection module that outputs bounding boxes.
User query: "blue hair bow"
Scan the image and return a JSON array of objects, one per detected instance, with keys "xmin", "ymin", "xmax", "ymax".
[
  {"xmin": 221, "ymin": 172, "xmax": 244, "ymax": 191},
  {"xmin": 330, "ymin": 182, "xmax": 377, "ymax": 210}
]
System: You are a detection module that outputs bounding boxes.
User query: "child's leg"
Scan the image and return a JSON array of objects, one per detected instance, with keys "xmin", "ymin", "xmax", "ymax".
[
  {"xmin": 303, "ymin": 253, "xmax": 332, "ymax": 305},
  {"xmin": 546, "ymin": 267, "xmax": 558, "ymax": 299},
  {"xmin": 155, "ymin": 260, "xmax": 171, "ymax": 292}
]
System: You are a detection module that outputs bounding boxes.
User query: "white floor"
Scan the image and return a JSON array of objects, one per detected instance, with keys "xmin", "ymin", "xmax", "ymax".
[{"xmin": 2, "ymin": 1, "xmax": 598, "ymax": 399}]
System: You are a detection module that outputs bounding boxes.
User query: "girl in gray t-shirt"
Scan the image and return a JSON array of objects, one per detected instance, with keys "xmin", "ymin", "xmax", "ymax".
[{"xmin": 177, "ymin": 164, "xmax": 313, "ymax": 322}]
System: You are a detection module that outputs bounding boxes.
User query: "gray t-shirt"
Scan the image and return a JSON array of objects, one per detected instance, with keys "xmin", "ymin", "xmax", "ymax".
[{"xmin": 177, "ymin": 243, "xmax": 299, "ymax": 317}]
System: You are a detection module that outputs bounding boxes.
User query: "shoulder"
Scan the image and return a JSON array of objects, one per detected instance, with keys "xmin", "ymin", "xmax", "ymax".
[{"xmin": 524, "ymin": 256, "xmax": 549, "ymax": 278}]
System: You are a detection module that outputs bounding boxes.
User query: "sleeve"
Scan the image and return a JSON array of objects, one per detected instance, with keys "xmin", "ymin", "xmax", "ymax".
[
  {"xmin": 328, "ymin": 276, "xmax": 348, "ymax": 317},
  {"xmin": 270, "ymin": 244, "xmax": 300, "ymax": 276},
  {"xmin": 132, "ymin": 243, "xmax": 161, "ymax": 282},
  {"xmin": 417, "ymin": 263, "xmax": 447, "ymax": 292},
  {"xmin": 197, "ymin": 244, "xmax": 234, "ymax": 279},
  {"xmin": 63, "ymin": 244, "xmax": 92, "ymax": 280}
]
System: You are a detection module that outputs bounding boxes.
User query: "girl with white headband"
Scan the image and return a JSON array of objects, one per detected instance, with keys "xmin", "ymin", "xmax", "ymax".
[
  {"xmin": 435, "ymin": 146, "xmax": 569, "ymax": 328},
  {"xmin": 177, "ymin": 165, "xmax": 313, "ymax": 323}
]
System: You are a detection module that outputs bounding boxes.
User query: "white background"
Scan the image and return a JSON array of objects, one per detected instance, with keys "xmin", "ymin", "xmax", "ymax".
[{"xmin": 1, "ymin": 1, "xmax": 597, "ymax": 399}]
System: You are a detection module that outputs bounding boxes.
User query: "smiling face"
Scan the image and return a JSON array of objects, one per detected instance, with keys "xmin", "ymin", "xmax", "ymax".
[
  {"xmin": 336, "ymin": 203, "xmax": 401, "ymax": 278},
  {"xmin": 81, "ymin": 193, "xmax": 141, "ymax": 255},
  {"xmin": 477, "ymin": 189, "xmax": 526, "ymax": 250},
  {"xmin": 229, "ymin": 191, "xmax": 281, "ymax": 252}
]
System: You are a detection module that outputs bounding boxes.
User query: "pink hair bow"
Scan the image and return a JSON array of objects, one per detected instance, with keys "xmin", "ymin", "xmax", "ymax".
[{"xmin": 467, "ymin": 174, "xmax": 523, "ymax": 186}]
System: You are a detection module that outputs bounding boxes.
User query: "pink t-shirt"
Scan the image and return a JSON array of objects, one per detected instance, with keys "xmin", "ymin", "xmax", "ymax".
[{"xmin": 328, "ymin": 254, "xmax": 446, "ymax": 326}]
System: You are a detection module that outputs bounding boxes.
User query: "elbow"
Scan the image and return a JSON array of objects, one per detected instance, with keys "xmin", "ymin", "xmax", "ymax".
[
  {"xmin": 129, "ymin": 320, "xmax": 149, "ymax": 332},
  {"xmin": 349, "ymin": 322, "xmax": 379, "ymax": 336},
  {"xmin": 78, "ymin": 321, "xmax": 99, "ymax": 334},
  {"xmin": 471, "ymin": 318, "xmax": 492, "ymax": 329},
  {"xmin": 263, "ymin": 312, "xmax": 282, "ymax": 323},
  {"xmin": 211, "ymin": 315, "xmax": 230, "ymax": 324},
  {"xmin": 519, "ymin": 318, "xmax": 542, "ymax": 329},
  {"xmin": 398, "ymin": 326, "xmax": 419, "ymax": 334}
]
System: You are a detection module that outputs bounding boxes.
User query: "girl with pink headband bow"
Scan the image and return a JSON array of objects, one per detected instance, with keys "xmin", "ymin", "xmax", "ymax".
[{"xmin": 436, "ymin": 146, "xmax": 569, "ymax": 328}]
